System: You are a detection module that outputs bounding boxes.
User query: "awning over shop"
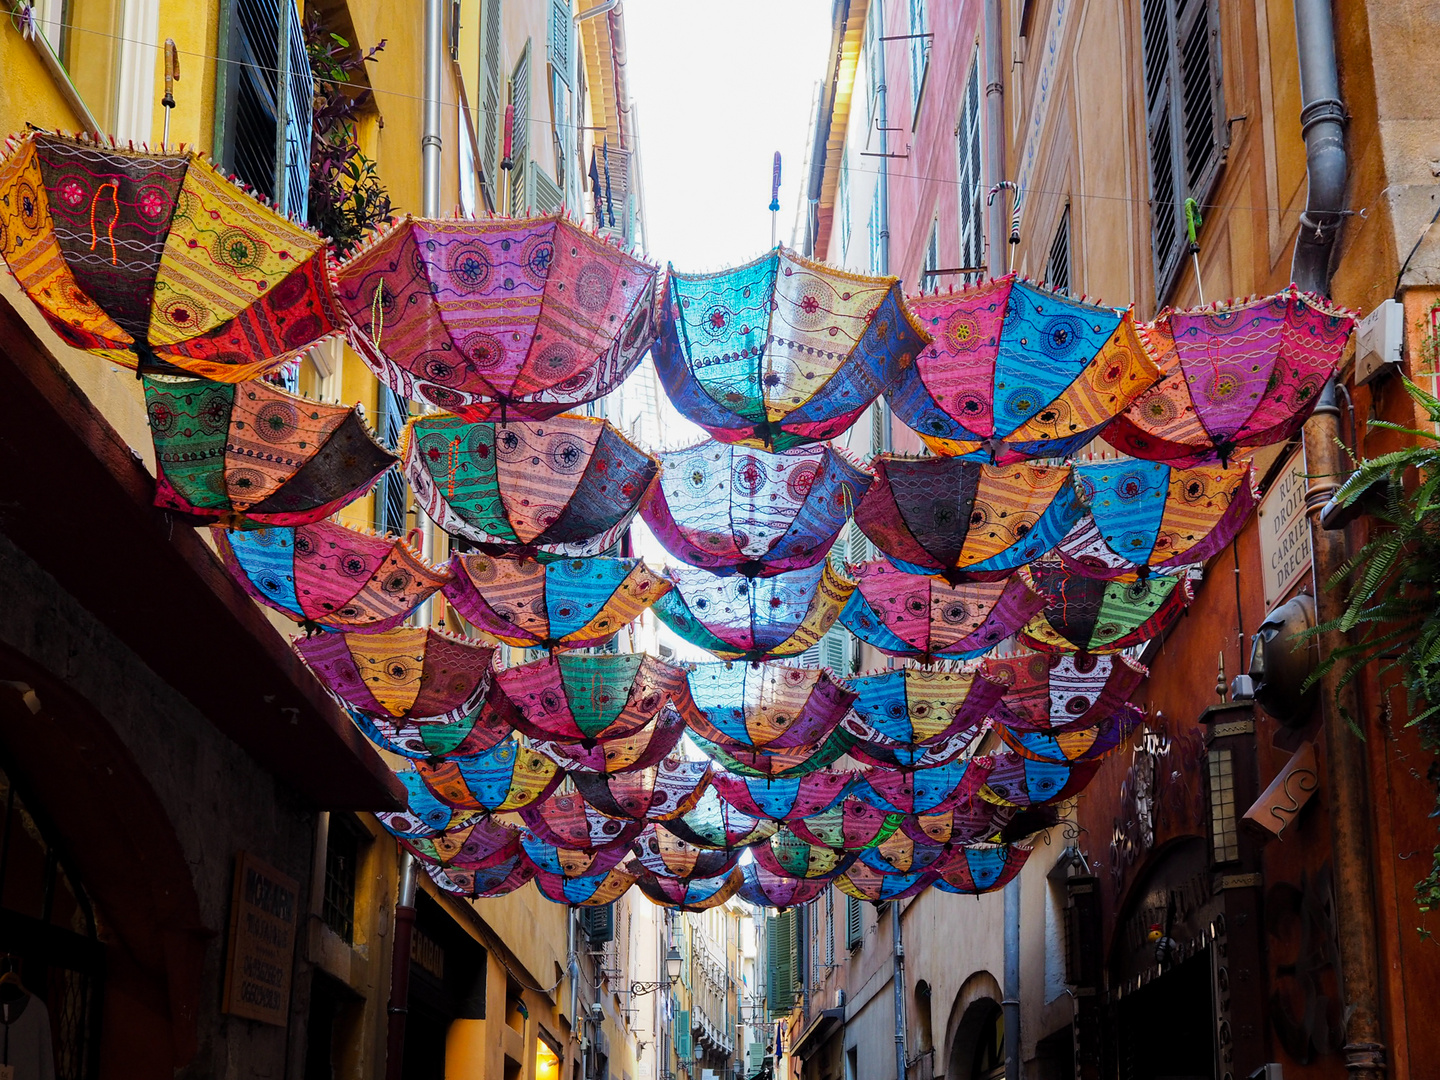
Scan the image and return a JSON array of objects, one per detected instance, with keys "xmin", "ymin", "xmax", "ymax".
[{"xmin": 791, "ymin": 1007, "xmax": 844, "ymax": 1060}]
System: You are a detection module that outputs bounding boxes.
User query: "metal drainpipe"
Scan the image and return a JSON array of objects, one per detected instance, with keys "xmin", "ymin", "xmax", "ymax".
[
  {"xmin": 421, "ymin": 0, "xmax": 444, "ymax": 218},
  {"xmin": 385, "ymin": 851, "xmax": 419, "ymax": 1080},
  {"xmin": 892, "ymin": 904, "xmax": 907, "ymax": 1080},
  {"xmin": 1291, "ymin": 2, "xmax": 1385, "ymax": 1076},
  {"xmin": 569, "ymin": 909, "xmax": 581, "ymax": 1075},
  {"xmin": 1002, "ymin": 879, "xmax": 1020, "ymax": 1080}
]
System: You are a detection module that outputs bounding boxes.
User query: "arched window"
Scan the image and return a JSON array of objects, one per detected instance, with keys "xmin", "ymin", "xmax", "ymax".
[{"xmin": 913, "ymin": 979, "xmax": 933, "ymax": 1052}]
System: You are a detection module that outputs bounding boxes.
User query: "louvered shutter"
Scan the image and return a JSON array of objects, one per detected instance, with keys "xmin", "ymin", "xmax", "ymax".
[
  {"xmin": 548, "ymin": 0, "xmax": 571, "ymax": 85},
  {"xmin": 956, "ymin": 49, "xmax": 984, "ymax": 284},
  {"xmin": 676, "ymin": 1010, "xmax": 692, "ymax": 1059},
  {"xmin": 374, "ymin": 388, "xmax": 407, "ymax": 536},
  {"xmin": 533, "ymin": 170, "xmax": 564, "ymax": 215},
  {"xmin": 748, "ymin": 1043, "xmax": 766, "ymax": 1074},
  {"xmin": 510, "ymin": 43, "xmax": 531, "ymax": 212},
  {"xmin": 766, "ymin": 911, "xmax": 796, "ymax": 1015},
  {"xmin": 480, "ymin": 0, "xmax": 503, "ymax": 206},
  {"xmin": 583, "ymin": 903, "xmax": 614, "ymax": 945},
  {"xmin": 846, "ymin": 895, "xmax": 862, "ymax": 949},
  {"xmin": 277, "ymin": 0, "xmax": 310, "ymax": 221}
]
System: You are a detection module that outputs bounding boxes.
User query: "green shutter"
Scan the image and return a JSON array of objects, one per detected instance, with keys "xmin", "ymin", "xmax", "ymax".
[
  {"xmin": 676, "ymin": 1010, "xmax": 692, "ymax": 1060},
  {"xmin": 509, "ymin": 42, "xmax": 531, "ymax": 212},
  {"xmin": 846, "ymin": 895, "xmax": 862, "ymax": 950},
  {"xmin": 547, "ymin": 0, "xmax": 571, "ymax": 85},
  {"xmin": 479, "ymin": 0, "xmax": 503, "ymax": 206},
  {"xmin": 767, "ymin": 909, "xmax": 797, "ymax": 1016}
]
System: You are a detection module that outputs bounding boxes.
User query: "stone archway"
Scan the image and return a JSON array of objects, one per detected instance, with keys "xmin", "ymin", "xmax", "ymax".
[{"xmin": 942, "ymin": 971, "xmax": 1004, "ymax": 1080}]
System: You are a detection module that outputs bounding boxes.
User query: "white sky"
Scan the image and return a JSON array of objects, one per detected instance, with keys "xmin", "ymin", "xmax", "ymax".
[{"xmin": 624, "ymin": 0, "xmax": 835, "ymax": 270}]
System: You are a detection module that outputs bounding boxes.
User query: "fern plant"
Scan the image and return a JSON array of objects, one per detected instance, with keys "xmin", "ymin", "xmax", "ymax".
[{"xmin": 1308, "ymin": 377, "xmax": 1440, "ymax": 909}]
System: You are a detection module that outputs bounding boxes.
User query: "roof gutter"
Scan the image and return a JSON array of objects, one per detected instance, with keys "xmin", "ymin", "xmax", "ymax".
[{"xmin": 1289, "ymin": 0, "xmax": 1348, "ymax": 296}]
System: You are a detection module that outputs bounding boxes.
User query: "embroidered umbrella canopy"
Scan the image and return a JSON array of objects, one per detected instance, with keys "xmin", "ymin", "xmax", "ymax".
[
  {"xmin": 788, "ymin": 797, "xmax": 903, "ymax": 852},
  {"xmin": 1056, "ymin": 457, "xmax": 1258, "ymax": 579},
  {"xmin": 898, "ymin": 800, "xmax": 1017, "ymax": 846},
  {"xmin": 352, "ymin": 703, "xmax": 510, "ymax": 760},
  {"xmin": 640, "ymin": 442, "xmax": 871, "ymax": 576},
  {"xmin": 491, "ymin": 652, "xmax": 693, "ymax": 743},
  {"xmin": 845, "ymin": 668, "xmax": 1005, "ymax": 751},
  {"xmin": 146, "ymin": 376, "xmax": 396, "ymax": 528},
  {"xmin": 383, "ymin": 770, "xmax": 486, "ymax": 837},
  {"xmin": 651, "ymin": 562, "xmax": 855, "ymax": 662},
  {"xmin": 296, "ymin": 627, "xmax": 497, "ymax": 723},
  {"xmin": 425, "ymin": 854, "xmax": 536, "ymax": 898},
  {"xmin": 633, "ymin": 867, "xmax": 742, "ymax": 910},
  {"xmin": 684, "ymin": 662, "xmax": 855, "ymax": 751},
  {"xmin": 414, "ymin": 735, "xmax": 562, "ymax": 812},
  {"xmin": 335, "ymin": 214, "xmax": 659, "ymax": 418},
  {"xmin": 530, "ymin": 705, "xmax": 688, "ymax": 774},
  {"xmin": 856, "ymin": 830, "xmax": 951, "ymax": 875},
  {"xmin": 855, "ymin": 456, "xmax": 1083, "ymax": 583},
  {"xmin": 568, "ymin": 758, "xmax": 713, "ymax": 821},
  {"xmin": 664, "ymin": 787, "xmax": 780, "ymax": 851},
  {"xmin": 710, "ymin": 770, "xmax": 854, "ymax": 823},
  {"xmin": 520, "ymin": 832, "xmax": 634, "ymax": 879},
  {"xmin": 840, "ymin": 728, "xmax": 976, "ymax": 771},
  {"xmin": 981, "ymin": 753, "xmax": 1098, "ymax": 808},
  {"xmin": 518, "ymin": 788, "xmax": 645, "ymax": 850},
  {"xmin": 215, "ymin": 520, "xmax": 449, "ymax": 633},
  {"xmin": 403, "ymin": 815, "xmax": 520, "ymax": 868},
  {"xmin": 534, "ymin": 866, "xmax": 639, "ymax": 907},
  {"xmin": 630, "ymin": 825, "xmax": 742, "ymax": 880},
  {"xmin": 838, "ymin": 563, "xmax": 1046, "ymax": 661},
  {"xmin": 403, "ymin": 413, "xmax": 658, "ymax": 558},
  {"xmin": 752, "ymin": 828, "xmax": 855, "ymax": 881},
  {"xmin": 443, "ymin": 554, "xmax": 669, "ymax": 649},
  {"xmin": 688, "ymin": 728, "xmax": 856, "ymax": 779},
  {"xmin": 887, "ymin": 277, "xmax": 1159, "ymax": 460},
  {"xmin": 0, "ymin": 132, "xmax": 345, "ymax": 381},
  {"xmin": 835, "ymin": 861, "xmax": 934, "ymax": 903},
  {"xmin": 653, "ymin": 248, "xmax": 928, "ymax": 450},
  {"xmin": 849, "ymin": 756, "xmax": 994, "ymax": 816},
  {"xmin": 737, "ymin": 862, "xmax": 829, "ymax": 908},
  {"xmin": 997, "ymin": 706, "xmax": 1141, "ymax": 763},
  {"xmin": 1105, "ymin": 289, "xmax": 1354, "ymax": 466},
  {"xmin": 981, "ymin": 651, "xmax": 1147, "ymax": 734},
  {"xmin": 1019, "ymin": 565, "xmax": 1193, "ymax": 654},
  {"xmin": 931, "ymin": 843, "xmax": 1032, "ymax": 894}
]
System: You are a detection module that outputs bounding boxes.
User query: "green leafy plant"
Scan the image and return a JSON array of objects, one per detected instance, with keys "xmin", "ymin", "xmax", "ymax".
[
  {"xmin": 1307, "ymin": 377, "xmax": 1440, "ymax": 909},
  {"xmin": 305, "ymin": 14, "xmax": 391, "ymax": 256}
]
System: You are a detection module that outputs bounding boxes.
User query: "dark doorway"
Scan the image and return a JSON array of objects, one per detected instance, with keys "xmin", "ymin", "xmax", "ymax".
[
  {"xmin": 1116, "ymin": 949, "xmax": 1214, "ymax": 1080},
  {"xmin": 402, "ymin": 892, "xmax": 488, "ymax": 1080}
]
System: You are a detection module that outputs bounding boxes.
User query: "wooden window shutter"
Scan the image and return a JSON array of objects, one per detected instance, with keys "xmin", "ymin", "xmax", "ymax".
[
  {"xmin": 1047, "ymin": 204, "xmax": 1071, "ymax": 295},
  {"xmin": 845, "ymin": 895, "xmax": 862, "ymax": 949},
  {"xmin": 510, "ymin": 42, "xmax": 532, "ymax": 213},
  {"xmin": 956, "ymin": 48, "xmax": 984, "ymax": 284},
  {"xmin": 676, "ymin": 1010, "xmax": 692, "ymax": 1059},
  {"xmin": 480, "ymin": 0, "xmax": 503, "ymax": 205},
  {"xmin": 767, "ymin": 911, "xmax": 796, "ymax": 1015},
  {"xmin": 548, "ymin": 0, "xmax": 571, "ymax": 85}
]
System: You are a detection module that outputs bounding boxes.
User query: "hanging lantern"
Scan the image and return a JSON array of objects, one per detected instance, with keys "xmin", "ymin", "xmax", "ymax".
[
  {"xmin": 653, "ymin": 248, "xmax": 928, "ymax": 450},
  {"xmin": 215, "ymin": 519, "xmax": 451, "ymax": 633},
  {"xmin": 854, "ymin": 456, "xmax": 1083, "ymax": 583},
  {"xmin": 888, "ymin": 276, "xmax": 1159, "ymax": 461},
  {"xmin": 443, "ymin": 554, "xmax": 670, "ymax": 649},
  {"xmin": 1057, "ymin": 457, "xmax": 1257, "ymax": 579},
  {"xmin": 335, "ymin": 214, "xmax": 659, "ymax": 419},
  {"xmin": 146, "ymin": 376, "xmax": 396, "ymax": 529},
  {"xmin": 652, "ymin": 562, "xmax": 855, "ymax": 663},
  {"xmin": 0, "ymin": 132, "xmax": 345, "ymax": 381},
  {"xmin": 1019, "ymin": 564, "xmax": 1193, "ymax": 654},
  {"xmin": 403, "ymin": 413, "xmax": 658, "ymax": 558},
  {"xmin": 295, "ymin": 627, "xmax": 498, "ymax": 723},
  {"xmin": 838, "ymin": 563, "xmax": 1045, "ymax": 661},
  {"xmin": 1105, "ymin": 289, "xmax": 1354, "ymax": 466},
  {"xmin": 640, "ymin": 442, "xmax": 871, "ymax": 576}
]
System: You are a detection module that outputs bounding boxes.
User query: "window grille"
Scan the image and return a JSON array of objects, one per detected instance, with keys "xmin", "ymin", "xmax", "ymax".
[
  {"xmin": 1140, "ymin": 0, "xmax": 1225, "ymax": 303},
  {"xmin": 956, "ymin": 47, "xmax": 984, "ymax": 284},
  {"xmin": 322, "ymin": 815, "xmax": 365, "ymax": 944},
  {"xmin": 229, "ymin": 0, "xmax": 310, "ymax": 221},
  {"xmin": 1047, "ymin": 204, "xmax": 1071, "ymax": 295}
]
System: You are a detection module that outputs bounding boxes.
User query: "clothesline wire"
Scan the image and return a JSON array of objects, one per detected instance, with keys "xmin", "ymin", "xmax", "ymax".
[{"xmin": 12, "ymin": 12, "xmax": 1363, "ymax": 221}]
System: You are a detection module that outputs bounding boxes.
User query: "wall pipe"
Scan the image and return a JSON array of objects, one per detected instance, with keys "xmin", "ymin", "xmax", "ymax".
[
  {"xmin": 1291, "ymin": 1, "xmax": 1385, "ymax": 1076},
  {"xmin": 892, "ymin": 904, "xmax": 907, "ymax": 1080},
  {"xmin": 1002, "ymin": 880, "xmax": 1020, "ymax": 1080},
  {"xmin": 421, "ymin": 0, "xmax": 444, "ymax": 217},
  {"xmin": 385, "ymin": 851, "xmax": 419, "ymax": 1080}
]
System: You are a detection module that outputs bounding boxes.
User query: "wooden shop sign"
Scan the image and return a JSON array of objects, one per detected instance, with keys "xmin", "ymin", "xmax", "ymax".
[{"xmin": 222, "ymin": 851, "xmax": 298, "ymax": 1026}]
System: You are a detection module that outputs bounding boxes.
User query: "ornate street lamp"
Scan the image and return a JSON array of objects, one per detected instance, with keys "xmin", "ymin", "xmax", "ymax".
[{"xmin": 631, "ymin": 946, "xmax": 684, "ymax": 996}]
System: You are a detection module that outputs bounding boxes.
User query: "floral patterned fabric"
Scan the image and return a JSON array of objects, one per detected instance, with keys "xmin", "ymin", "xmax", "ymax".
[
  {"xmin": 683, "ymin": 663, "xmax": 854, "ymax": 750},
  {"xmin": 1019, "ymin": 565, "xmax": 1193, "ymax": 653},
  {"xmin": 981, "ymin": 651, "xmax": 1148, "ymax": 734},
  {"xmin": 0, "ymin": 133, "xmax": 344, "ymax": 380},
  {"xmin": 632, "ymin": 868, "xmax": 742, "ymax": 910},
  {"xmin": 336, "ymin": 215, "xmax": 659, "ymax": 419},
  {"xmin": 737, "ymin": 862, "xmax": 829, "ymax": 907},
  {"xmin": 492, "ymin": 652, "xmax": 693, "ymax": 742},
  {"xmin": 931, "ymin": 843, "xmax": 1032, "ymax": 894},
  {"xmin": 295, "ymin": 627, "xmax": 496, "ymax": 722}
]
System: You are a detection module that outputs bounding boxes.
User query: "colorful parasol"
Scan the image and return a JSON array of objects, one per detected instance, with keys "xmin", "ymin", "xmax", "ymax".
[
  {"xmin": 981, "ymin": 753, "xmax": 1098, "ymax": 808},
  {"xmin": 849, "ymin": 756, "xmax": 993, "ymax": 816},
  {"xmin": 633, "ymin": 868, "xmax": 742, "ymax": 910},
  {"xmin": 855, "ymin": 456, "xmax": 1083, "ymax": 583},
  {"xmin": 788, "ymin": 797, "xmax": 902, "ymax": 852},
  {"xmin": 443, "ymin": 554, "xmax": 669, "ymax": 649},
  {"xmin": 492, "ymin": 652, "xmax": 693, "ymax": 743},
  {"xmin": 737, "ymin": 862, "xmax": 829, "ymax": 908},
  {"xmin": 684, "ymin": 662, "xmax": 855, "ymax": 751},
  {"xmin": 534, "ymin": 866, "xmax": 638, "ymax": 907},
  {"xmin": 653, "ymin": 248, "xmax": 928, "ymax": 450},
  {"xmin": 518, "ymin": 788, "xmax": 645, "ymax": 850},
  {"xmin": 1105, "ymin": 290, "xmax": 1354, "ymax": 466},
  {"xmin": 652, "ymin": 562, "xmax": 855, "ymax": 662},
  {"xmin": 664, "ymin": 787, "xmax": 780, "ymax": 851},
  {"xmin": 402, "ymin": 815, "xmax": 520, "ymax": 868},
  {"xmin": 352, "ymin": 703, "xmax": 509, "ymax": 759},
  {"xmin": 1019, "ymin": 565, "xmax": 1193, "ymax": 653},
  {"xmin": 383, "ymin": 770, "xmax": 485, "ymax": 837},
  {"xmin": 335, "ymin": 214, "xmax": 658, "ymax": 419},
  {"xmin": 981, "ymin": 651, "xmax": 1147, "ymax": 734},
  {"xmin": 296, "ymin": 627, "xmax": 497, "ymax": 723},
  {"xmin": 146, "ymin": 376, "xmax": 397, "ymax": 528},
  {"xmin": 898, "ymin": 800, "xmax": 1017, "ymax": 846},
  {"xmin": 629, "ymin": 825, "xmax": 742, "ymax": 880},
  {"xmin": 413, "ymin": 735, "xmax": 562, "ymax": 812},
  {"xmin": 520, "ymin": 832, "xmax": 634, "ymax": 879},
  {"xmin": 710, "ymin": 770, "xmax": 854, "ymax": 822},
  {"xmin": 887, "ymin": 277, "xmax": 1158, "ymax": 460},
  {"xmin": 834, "ymin": 862, "xmax": 934, "ymax": 903},
  {"xmin": 931, "ymin": 843, "xmax": 1032, "ymax": 894},
  {"xmin": 857, "ymin": 830, "xmax": 951, "ymax": 875},
  {"xmin": 425, "ymin": 854, "xmax": 536, "ymax": 898},
  {"xmin": 568, "ymin": 758, "xmax": 713, "ymax": 821},
  {"xmin": 845, "ymin": 667, "xmax": 1005, "ymax": 749},
  {"xmin": 0, "ymin": 132, "xmax": 345, "ymax": 381},
  {"xmin": 997, "ymin": 706, "xmax": 1142, "ymax": 763},
  {"xmin": 402, "ymin": 413, "xmax": 658, "ymax": 557},
  {"xmin": 688, "ymin": 728, "xmax": 856, "ymax": 780},
  {"xmin": 640, "ymin": 442, "xmax": 871, "ymax": 576},
  {"xmin": 838, "ymin": 563, "xmax": 1046, "ymax": 661},
  {"xmin": 840, "ymin": 728, "xmax": 976, "ymax": 771},
  {"xmin": 215, "ymin": 520, "xmax": 449, "ymax": 633},
  {"xmin": 530, "ymin": 705, "xmax": 688, "ymax": 774},
  {"xmin": 1057, "ymin": 457, "xmax": 1257, "ymax": 579},
  {"xmin": 752, "ymin": 829, "xmax": 855, "ymax": 881}
]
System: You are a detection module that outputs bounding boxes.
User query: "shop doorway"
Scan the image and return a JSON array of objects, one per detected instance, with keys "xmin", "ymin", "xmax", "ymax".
[{"xmin": 1116, "ymin": 949, "xmax": 1214, "ymax": 1080}]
